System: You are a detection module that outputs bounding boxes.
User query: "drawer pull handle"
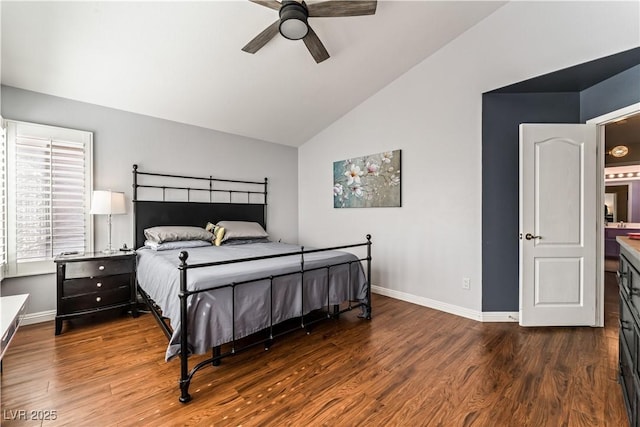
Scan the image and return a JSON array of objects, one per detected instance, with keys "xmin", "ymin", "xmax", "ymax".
[
  {"xmin": 96, "ymin": 296, "xmax": 102, "ymax": 302},
  {"xmin": 98, "ymin": 265, "xmax": 105, "ymax": 271},
  {"xmin": 96, "ymin": 282, "xmax": 102, "ymax": 288}
]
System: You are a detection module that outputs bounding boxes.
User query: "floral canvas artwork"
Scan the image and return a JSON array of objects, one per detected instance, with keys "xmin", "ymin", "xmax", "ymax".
[{"xmin": 333, "ymin": 149, "xmax": 401, "ymax": 208}]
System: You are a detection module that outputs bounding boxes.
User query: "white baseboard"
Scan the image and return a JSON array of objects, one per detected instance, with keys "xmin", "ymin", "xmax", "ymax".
[
  {"xmin": 370, "ymin": 285, "xmax": 519, "ymax": 323},
  {"xmin": 21, "ymin": 292, "xmax": 520, "ymax": 326},
  {"xmin": 20, "ymin": 309, "xmax": 56, "ymax": 326},
  {"xmin": 480, "ymin": 311, "xmax": 519, "ymax": 322}
]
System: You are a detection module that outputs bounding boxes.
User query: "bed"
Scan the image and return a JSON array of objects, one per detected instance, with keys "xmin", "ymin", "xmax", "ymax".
[{"xmin": 132, "ymin": 165, "xmax": 372, "ymax": 403}]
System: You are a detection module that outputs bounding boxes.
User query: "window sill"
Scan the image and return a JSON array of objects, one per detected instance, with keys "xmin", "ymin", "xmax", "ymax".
[{"xmin": 5, "ymin": 261, "xmax": 56, "ymax": 278}]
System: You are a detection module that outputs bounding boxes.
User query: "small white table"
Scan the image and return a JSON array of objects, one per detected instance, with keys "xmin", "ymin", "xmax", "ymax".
[{"xmin": 1, "ymin": 294, "xmax": 29, "ymax": 369}]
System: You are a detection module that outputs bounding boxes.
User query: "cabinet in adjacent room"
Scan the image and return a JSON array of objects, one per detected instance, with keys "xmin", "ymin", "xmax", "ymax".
[
  {"xmin": 617, "ymin": 237, "xmax": 640, "ymax": 426},
  {"xmin": 606, "ymin": 228, "xmax": 640, "ymax": 258}
]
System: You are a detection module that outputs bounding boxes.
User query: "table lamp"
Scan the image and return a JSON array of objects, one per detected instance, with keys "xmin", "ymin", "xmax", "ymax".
[{"xmin": 90, "ymin": 190, "xmax": 126, "ymax": 254}]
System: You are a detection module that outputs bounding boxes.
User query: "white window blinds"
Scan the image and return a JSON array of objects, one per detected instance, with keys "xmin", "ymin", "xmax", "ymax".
[
  {"xmin": 0, "ymin": 126, "xmax": 6, "ymax": 269},
  {"xmin": 7, "ymin": 121, "xmax": 93, "ymax": 276},
  {"xmin": 16, "ymin": 136, "xmax": 87, "ymax": 260}
]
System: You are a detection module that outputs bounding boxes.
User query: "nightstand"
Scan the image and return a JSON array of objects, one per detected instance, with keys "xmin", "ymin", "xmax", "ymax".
[{"xmin": 54, "ymin": 251, "xmax": 138, "ymax": 335}]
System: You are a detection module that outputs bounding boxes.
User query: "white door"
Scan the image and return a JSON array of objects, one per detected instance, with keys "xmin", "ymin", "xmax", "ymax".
[{"xmin": 519, "ymin": 123, "xmax": 597, "ymax": 326}]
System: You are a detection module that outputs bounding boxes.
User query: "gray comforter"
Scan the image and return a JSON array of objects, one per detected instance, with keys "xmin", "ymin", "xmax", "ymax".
[{"xmin": 136, "ymin": 242, "xmax": 368, "ymax": 360}]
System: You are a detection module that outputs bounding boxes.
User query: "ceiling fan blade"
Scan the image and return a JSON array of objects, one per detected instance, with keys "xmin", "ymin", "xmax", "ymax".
[
  {"xmin": 242, "ymin": 20, "xmax": 280, "ymax": 54},
  {"xmin": 307, "ymin": 0, "xmax": 377, "ymax": 17},
  {"xmin": 249, "ymin": 0, "xmax": 282, "ymax": 11},
  {"xmin": 303, "ymin": 26, "xmax": 330, "ymax": 63}
]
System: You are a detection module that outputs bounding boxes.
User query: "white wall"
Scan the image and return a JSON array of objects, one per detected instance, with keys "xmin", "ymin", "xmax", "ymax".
[
  {"xmin": 1, "ymin": 86, "xmax": 298, "ymax": 318},
  {"xmin": 0, "ymin": 3, "xmax": 2, "ymax": 111},
  {"xmin": 0, "ymin": 0, "xmax": 3, "ymax": 283},
  {"xmin": 298, "ymin": 1, "xmax": 640, "ymax": 317}
]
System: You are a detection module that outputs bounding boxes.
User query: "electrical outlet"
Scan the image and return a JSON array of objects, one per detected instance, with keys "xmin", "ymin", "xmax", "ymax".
[{"xmin": 462, "ymin": 277, "xmax": 471, "ymax": 290}]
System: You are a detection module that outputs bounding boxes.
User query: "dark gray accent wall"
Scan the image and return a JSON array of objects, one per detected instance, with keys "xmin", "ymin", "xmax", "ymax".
[
  {"xmin": 482, "ymin": 52, "xmax": 640, "ymax": 312},
  {"xmin": 491, "ymin": 47, "xmax": 640, "ymax": 94},
  {"xmin": 482, "ymin": 93, "xmax": 580, "ymax": 311},
  {"xmin": 581, "ymin": 64, "xmax": 640, "ymax": 122}
]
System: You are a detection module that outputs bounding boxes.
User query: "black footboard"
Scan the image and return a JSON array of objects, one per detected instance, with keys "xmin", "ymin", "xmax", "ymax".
[{"xmin": 173, "ymin": 235, "xmax": 372, "ymax": 403}]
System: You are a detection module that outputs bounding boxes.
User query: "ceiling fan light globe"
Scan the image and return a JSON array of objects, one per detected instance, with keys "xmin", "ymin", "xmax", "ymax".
[
  {"xmin": 280, "ymin": 18, "xmax": 308, "ymax": 40},
  {"xmin": 279, "ymin": 1, "xmax": 309, "ymax": 40}
]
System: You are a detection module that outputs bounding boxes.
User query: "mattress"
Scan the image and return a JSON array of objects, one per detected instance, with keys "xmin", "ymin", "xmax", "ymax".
[{"xmin": 136, "ymin": 242, "xmax": 368, "ymax": 360}]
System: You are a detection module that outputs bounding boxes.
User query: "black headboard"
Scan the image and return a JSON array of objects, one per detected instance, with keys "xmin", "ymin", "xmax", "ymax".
[{"xmin": 132, "ymin": 165, "xmax": 267, "ymax": 249}]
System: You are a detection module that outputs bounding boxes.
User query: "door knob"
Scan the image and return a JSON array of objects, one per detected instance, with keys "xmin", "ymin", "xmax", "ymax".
[{"xmin": 525, "ymin": 233, "xmax": 541, "ymax": 240}]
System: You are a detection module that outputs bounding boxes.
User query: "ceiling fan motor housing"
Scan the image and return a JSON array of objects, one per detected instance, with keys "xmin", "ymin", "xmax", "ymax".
[
  {"xmin": 243, "ymin": 0, "xmax": 377, "ymax": 64},
  {"xmin": 279, "ymin": 1, "xmax": 309, "ymax": 40}
]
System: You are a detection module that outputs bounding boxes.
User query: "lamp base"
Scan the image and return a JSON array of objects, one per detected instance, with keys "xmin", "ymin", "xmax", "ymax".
[{"xmin": 102, "ymin": 248, "xmax": 118, "ymax": 254}]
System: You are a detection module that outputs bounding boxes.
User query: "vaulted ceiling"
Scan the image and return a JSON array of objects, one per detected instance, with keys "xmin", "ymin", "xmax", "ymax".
[{"xmin": 1, "ymin": 1, "xmax": 506, "ymax": 147}]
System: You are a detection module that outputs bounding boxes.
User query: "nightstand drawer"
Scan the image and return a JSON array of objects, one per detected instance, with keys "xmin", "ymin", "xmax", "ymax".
[
  {"xmin": 65, "ymin": 258, "xmax": 133, "ymax": 279},
  {"xmin": 63, "ymin": 274, "xmax": 131, "ymax": 297},
  {"xmin": 61, "ymin": 287, "xmax": 131, "ymax": 313}
]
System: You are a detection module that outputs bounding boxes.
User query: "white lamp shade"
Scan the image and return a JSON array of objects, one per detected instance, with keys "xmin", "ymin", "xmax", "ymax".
[{"xmin": 90, "ymin": 190, "xmax": 126, "ymax": 215}]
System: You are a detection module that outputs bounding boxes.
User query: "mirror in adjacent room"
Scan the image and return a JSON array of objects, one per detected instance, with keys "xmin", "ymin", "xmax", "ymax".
[{"xmin": 605, "ymin": 184, "xmax": 629, "ymax": 222}]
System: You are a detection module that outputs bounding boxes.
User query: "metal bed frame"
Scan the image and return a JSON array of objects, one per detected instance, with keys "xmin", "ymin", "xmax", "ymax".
[{"xmin": 132, "ymin": 165, "xmax": 372, "ymax": 403}]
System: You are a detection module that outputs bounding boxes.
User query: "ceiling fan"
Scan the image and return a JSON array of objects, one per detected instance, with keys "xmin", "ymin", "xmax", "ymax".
[{"xmin": 242, "ymin": 0, "xmax": 377, "ymax": 64}]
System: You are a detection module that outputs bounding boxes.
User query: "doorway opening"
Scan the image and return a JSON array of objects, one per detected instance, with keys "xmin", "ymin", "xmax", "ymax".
[{"xmin": 589, "ymin": 103, "xmax": 640, "ymax": 327}]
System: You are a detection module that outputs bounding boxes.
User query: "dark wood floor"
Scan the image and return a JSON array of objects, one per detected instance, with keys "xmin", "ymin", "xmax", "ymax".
[
  {"xmin": 605, "ymin": 257, "xmax": 619, "ymax": 273},
  {"xmin": 0, "ymin": 274, "xmax": 626, "ymax": 426}
]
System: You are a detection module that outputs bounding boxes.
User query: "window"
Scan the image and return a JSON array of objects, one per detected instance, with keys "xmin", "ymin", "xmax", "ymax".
[
  {"xmin": 0, "ymin": 125, "xmax": 6, "ymax": 279},
  {"xmin": 5, "ymin": 121, "xmax": 93, "ymax": 277}
]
